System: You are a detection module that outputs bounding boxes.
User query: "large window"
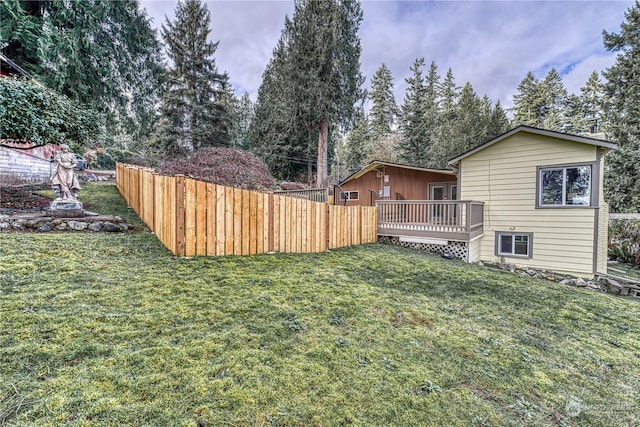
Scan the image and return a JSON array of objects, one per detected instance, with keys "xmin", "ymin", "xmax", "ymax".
[
  {"xmin": 539, "ymin": 165, "xmax": 591, "ymax": 207},
  {"xmin": 496, "ymin": 232, "xmax": 532, "ymax": 258}
]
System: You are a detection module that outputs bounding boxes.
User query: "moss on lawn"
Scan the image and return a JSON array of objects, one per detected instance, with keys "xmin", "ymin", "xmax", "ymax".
[{"xmin": 1, "ymin": 184, "xmax": 638, "ymax": 426}]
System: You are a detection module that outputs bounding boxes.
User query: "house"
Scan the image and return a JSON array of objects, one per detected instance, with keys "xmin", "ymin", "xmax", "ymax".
[
  {"xmin": 335, "ymin": 161, "xmax": 457, "ymax": 206},
  {"xmin": 376, "ymin": 126, "xmax": 616, "ymax": 278}
]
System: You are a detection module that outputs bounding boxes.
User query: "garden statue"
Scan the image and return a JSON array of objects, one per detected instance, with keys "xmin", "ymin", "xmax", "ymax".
[{"xmin": 50, "ymin": 144, "xmax": 81, "ymax": 200}]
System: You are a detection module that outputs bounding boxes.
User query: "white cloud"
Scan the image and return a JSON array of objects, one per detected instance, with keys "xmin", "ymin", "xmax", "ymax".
[{"xmin": 140, "ymin": 0, "xmax": 635, "ymax": 110}]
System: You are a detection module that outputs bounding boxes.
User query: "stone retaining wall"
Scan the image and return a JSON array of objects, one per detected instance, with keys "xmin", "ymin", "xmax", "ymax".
[{"xmin": 0, "ymin": 211, "xmax": 131, "ymax": 233}]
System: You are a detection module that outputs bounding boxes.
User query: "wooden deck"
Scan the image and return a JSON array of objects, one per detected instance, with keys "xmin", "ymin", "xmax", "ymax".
[{"xmin": 377, "ymin": 200, "xmax": 484, "ymax": 242}]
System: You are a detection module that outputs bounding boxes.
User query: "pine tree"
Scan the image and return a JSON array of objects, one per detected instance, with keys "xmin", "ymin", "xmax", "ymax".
[
  {"xmin": 539, "ymin": 68, "xmax": 568, "ymax": 131},
  {"xmin": 157, "ymin": 0, "xmax": 230, "ymax": 154},
  {"xmin": 440, "ymin": 68, "xmax": 459, "ymax": 120},
  {"xmin": 602, "ymin": 1, "xmax": 640, "ymax": 212},
  {"xmin": 285, "ymin": 0, "xmax": 365, "ymax": 187},
  {"xmin": 512, "ymin": 71, "xmax": 542, "ymax": 127},
  {"xmin": 579, "ymin": 71, "xmax": 605, "ymax": 133},
  {"xmin": 369, "ymin": 63, "xmax": 398, "ymax": 140},
  {"xmin": 398, "ymin": 58, "xmax": 429, "ymax": 166},
  {"xmin": 487, "ymin": 100, "xmax": 511, "ymax": 138},
  {"xmin": 0, "ymin": 0, "xmax": 165, "ymax": 149},
  {"xmin": 343, "ymin": 107, "xmax": 371, "ymax": 175},
  {"xmin": 249, "ymin": 37, "xmax": 307, "ymax": 180},
  {"xmin": 446, "ymin": 82, "xmax": 485, "ymax": 162}
]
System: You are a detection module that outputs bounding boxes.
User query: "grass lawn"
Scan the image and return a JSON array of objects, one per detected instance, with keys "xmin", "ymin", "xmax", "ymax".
[{"xmin": 1, "ymin": 183, "xmax": 639, "ymax": 426}]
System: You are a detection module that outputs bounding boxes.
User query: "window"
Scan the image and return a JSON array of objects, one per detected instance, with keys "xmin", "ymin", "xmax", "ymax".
[
  {"xmin": 339, "ymin": 191, "xmax": 359, "ymax": 201},
  {"xmin": 496, "ymin": 232, "xmax": 532, "ymax": 258},
  {"xmin": 539, "ymin": 165, "xmax": 591, "ymax": 207}
]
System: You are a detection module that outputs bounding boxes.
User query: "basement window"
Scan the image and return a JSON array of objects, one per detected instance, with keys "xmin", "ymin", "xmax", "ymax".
[{"xmin": 496, "ymin": 232, "xmax": 532, "ymax": 258}]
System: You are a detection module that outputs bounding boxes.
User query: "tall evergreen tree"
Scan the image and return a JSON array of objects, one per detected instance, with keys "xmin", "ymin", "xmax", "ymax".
[
  {"xmin": 284, "ymin": 0, "xmax": 365, "ymax": 187},
  {"xmin": 250, "ymin": 37, "xmax": 309, "ymax": 180},
  {"xmin": 230, "ymin": 92, "xmax": 254, "ymax": 149},
  {"xmin": 578, "ymin": 71, "xmax": 605, "ymax": 133},
  {"xmin": 440, "ymin": 68, "xmax": 459, "ymax": 120},
  {"xmin": 398, "ymin": 58, "xmax": 430, "ymax": 166},
  {"xmin": 487, "ymin": 100, "xmax": 511, "ymax": 138},
  {"xmin": 435, "ymin": 82, "xmax": 485, "ymax": 165},
  {"xmin": 369, "ymin": 63, "xmax": 398, "ymax": 140},
  {"xmin": 602, "ymin": 1, "xmax": 640, "ymax": 212},
  {"xmin": 538, "ymin": 68, "xmax": 568, "ymax": 131},
  {"xmin": 156, "ymin": 0, "xmax": 229, "ymax": 154},
  {"xmin": 512, "ymin": 71, "xmax": 542, "ymax": 127},
  {"xmin": 342, "ymin": 107, "xmax": 371, "ymax": 176},
  {"xmin": 0, "ymin": 0, "xmax": 165, "ymax": 147}
]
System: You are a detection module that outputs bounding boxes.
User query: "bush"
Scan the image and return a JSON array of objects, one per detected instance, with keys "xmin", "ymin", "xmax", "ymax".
[
  {"xmin": 0, "ymin": 76, "xmax": 100, "ymax": 148},
  {"xmin": 158, "ymin": 147, "xmax": 276, "ymax": 191},
  {"xmin": 608, "ymin": 219, "xmax": 640, "ymax": 266}
]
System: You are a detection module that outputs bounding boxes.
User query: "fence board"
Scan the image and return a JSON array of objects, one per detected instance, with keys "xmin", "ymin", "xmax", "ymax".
[
  {"xmin": 242, "ymin": 190, "xmax": 250, "ymax": 255},
  {"xmin": 249, "ymin": 191, "xmax": 258, "ymax": 255},
  {"xmin": 185, "ymin": 178, "xmax": 197, "ymax": 256},
  {"xmin": 196, "ymin": 180, "xmax": 207, "ymax": 256},
  {"xmin": 225, "ymin": 186, "xmax": 234, "ymax": 255},
  {"xmin": 206, "ymin": 183, "xmax": 216, "ymax": 256},
  {"xmin": 216, "ymin": 184, "xmax": 226, "ymax": 256},
  {"xmin": 233, "ymin": 188, "xmax": 242, "ymax": 255}
]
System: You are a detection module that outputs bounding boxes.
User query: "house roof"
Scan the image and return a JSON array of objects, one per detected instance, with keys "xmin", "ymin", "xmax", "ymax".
[
  {"xmin": 448, "ymin": 125, "xmax": 617, "ymax": 167},
  {"xmin": 340, "ymin": 160, "xmax": 455, "ymax": 185}
]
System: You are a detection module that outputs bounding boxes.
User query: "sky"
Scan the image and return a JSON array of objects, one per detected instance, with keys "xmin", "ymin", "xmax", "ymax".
[{"xmin": 139, "ymin": 0, "xmax": 635, "ymax": 112}]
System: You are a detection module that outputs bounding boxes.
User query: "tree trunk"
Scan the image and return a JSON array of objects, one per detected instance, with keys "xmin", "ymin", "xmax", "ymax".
[{"xmin": 316, "ymin": 119, "xmax": 329, "ymax": 188}]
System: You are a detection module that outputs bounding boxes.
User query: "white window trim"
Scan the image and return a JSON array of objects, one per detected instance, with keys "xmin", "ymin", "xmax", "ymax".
[
  {"xmin": 537, "ymin": 163, "xmax": 594, "ymax": 208},
  {"xmin": 495, "ymin": 232, "xmax": 533, "ymax": 259}
]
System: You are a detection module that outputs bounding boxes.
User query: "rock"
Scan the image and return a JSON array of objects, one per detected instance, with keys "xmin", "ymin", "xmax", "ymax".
[
  {"xmin": 68, "ymin": 221, "xmax": 88, "ymax": 231},
  {"xmin": 38, "ymin": 222, "xmax": 53, "ymax": 232},
  {"xmin": 0, "ymin": 222, "xmax": 10, "ymax": 230},
  {"xmin": 605, "ymin": 277, "xmax": 623, "ymax": 295},
  {"xmin": 118, "ymin": 223, "xmax": 128, "ymax": 231},
  {"xmin": 560, "ymin": 278, "xmax": 576, "ymax": 286},
  {"xmin": 546, "ymin": 276, "xmax": 556, "ymax": 282},
  {"xmin": 88, "ymin": 222, "xmax": 103, "ymax": 232},
  {"xmin": 526, "ymin": 269, "xmax": 537, "ymax": 276},
  {"xmin": 103, "ymin": 222, "xmax": 121, "ymax": 232},
  {"xmin": 54, "ymin": 223, "xmax": 67, "ymax": 231},
  {"xmin": 11, "ymin": 221, "xmax": 24, "ymax": 230},
  {"xmin": 620, "ymin": 287, "xmax": 630, "ymax": 296},
  {"xmin": 575, "ymin": 278, "xmax": 587, "ymax": 287}
]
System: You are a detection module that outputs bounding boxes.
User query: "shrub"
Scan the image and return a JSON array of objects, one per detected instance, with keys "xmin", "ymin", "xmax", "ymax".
[
  {"xmin": 608, "ymin": 219, "xmax": 640, "ymax": 266},
  {"xmin": 158, "ymin": 147, "xmax": 276, "ymax": 191}
]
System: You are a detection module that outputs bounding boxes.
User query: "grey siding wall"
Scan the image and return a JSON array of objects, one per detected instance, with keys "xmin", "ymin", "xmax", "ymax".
[{"xmin": 0, "ymin": 146, "xmax": 52, "ymax": 185}]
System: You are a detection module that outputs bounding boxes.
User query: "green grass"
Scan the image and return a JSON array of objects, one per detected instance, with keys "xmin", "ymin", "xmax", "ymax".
[{"xmin": 1, "ymin": 184, "xmax": 639, "ymax": 426}]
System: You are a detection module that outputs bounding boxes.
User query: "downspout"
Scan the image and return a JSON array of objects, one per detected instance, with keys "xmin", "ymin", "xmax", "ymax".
[{"xmin": 592, "ymin": 147, "xmax": 602, "ymax": 276}]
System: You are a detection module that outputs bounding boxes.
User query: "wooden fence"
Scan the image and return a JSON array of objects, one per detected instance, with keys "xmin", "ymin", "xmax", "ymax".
[{"xmin": 115, "ymin": 163, "xmax": 377, "ymax": 256}]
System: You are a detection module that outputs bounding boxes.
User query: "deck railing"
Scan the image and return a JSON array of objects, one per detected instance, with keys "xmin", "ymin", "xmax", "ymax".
[
  {"xmin": 273, "ymin": 188, "xmax": 329, "ymax": 203},
  {"xmin": 377, "ymin": 200, "xmax": 484, "ymax": 241}
]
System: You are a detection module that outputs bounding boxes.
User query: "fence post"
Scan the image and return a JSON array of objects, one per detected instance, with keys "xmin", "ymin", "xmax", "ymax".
[
  {"xmin": 175, "ymin": 175, "xmax": 186, "ymax": 257},
  {"xmin": 465, "ymin": 201, "xmax": 471, "ymax": 233}
]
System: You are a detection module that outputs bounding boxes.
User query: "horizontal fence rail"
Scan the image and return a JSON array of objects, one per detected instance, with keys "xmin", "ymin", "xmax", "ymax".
[
  {"xmin": 377, "ymin": 200, "xmax": 484, "ymax": 241},
  {"xmin": 116, "ymin": 163, "xmax": 377, "ymax": 256}
]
